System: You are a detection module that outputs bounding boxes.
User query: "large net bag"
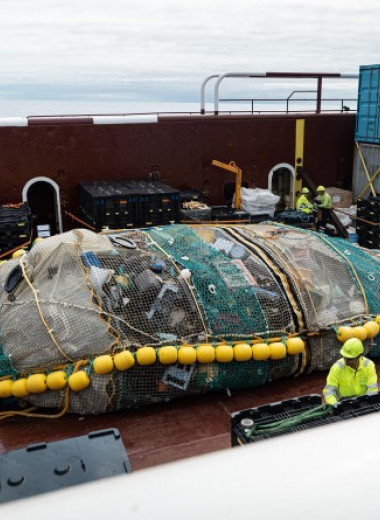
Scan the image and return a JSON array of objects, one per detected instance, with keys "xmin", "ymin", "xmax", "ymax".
[{"xmin": 0, "ymin": 225, "xmax": 378, "ymax": 415}]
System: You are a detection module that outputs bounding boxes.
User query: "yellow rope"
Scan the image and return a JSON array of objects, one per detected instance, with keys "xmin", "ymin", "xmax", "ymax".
[
  {"xmin": 0, "ymin": 360, "xmax": 88, "ymax": 421},
  {"xmin": 19, "ymin": 259, "xmax": 74, "ymax": 362},
  {"xmin": 74, "ymin": 230, "xmax": 121, "ymax": 346},
  {"xmin": 142, "ymin": 230, "xmax": 210, "ymax": 340}
]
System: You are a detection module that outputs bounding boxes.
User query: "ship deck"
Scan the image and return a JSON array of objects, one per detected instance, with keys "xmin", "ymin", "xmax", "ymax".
[{"xmin": 0, "ymin": 367, "xmax": 354, "ymax": 471}]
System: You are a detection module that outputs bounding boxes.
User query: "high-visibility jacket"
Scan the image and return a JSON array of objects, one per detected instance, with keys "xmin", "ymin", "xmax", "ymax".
[
  {"xmin": 323, "ymin": 357, "xmax": 378, "ymax": 405},
  {"xmin": 315, "ymin": 192, "xmax": 332, "ymax": 209},
  {"xmin": 296, "ymin": 195, "xmax": 314, "ymax": 214}
]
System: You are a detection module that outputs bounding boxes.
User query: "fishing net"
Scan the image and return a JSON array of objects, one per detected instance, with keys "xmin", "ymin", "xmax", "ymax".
[{"xmin": 0, "ymin": 224, "xmax": 378, "ymax": 415}]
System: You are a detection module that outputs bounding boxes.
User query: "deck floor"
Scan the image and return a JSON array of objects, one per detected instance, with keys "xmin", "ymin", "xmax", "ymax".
[{"xmin": 0, "ymin": 369, "xmax": 336, "ymax": 470}]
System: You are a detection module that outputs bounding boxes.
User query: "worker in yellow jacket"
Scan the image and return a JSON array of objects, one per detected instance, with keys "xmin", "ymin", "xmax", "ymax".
[
  {"xmin": 315, "ymin": 185, "xmax": 332, "ymax": 231},
  {"xmin": 296, "ymin": 187, "xmax": 314, "ymax": 214},
  {"xmin": 323, "ymin": 338, "xmax": 378, "ymax": 406}
]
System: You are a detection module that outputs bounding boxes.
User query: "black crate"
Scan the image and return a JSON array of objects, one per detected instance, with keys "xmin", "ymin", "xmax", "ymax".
[
  {"xmin": 366, "ymin": 210, "xmax": 380, "ymax": 223},
  {"xmin": 79, "ymin": 180, "xmax": 179, "ymax": 229},
  {"xmin": 0, "ymin": 428, "xmax": 132, "ymax": 503},
  {"xmin": 231, "ymin": 393, "xmax": 380, "ymax": 445},
  {"xmin": 0, "ymin": 204, "xmax": 31, "ymax": 251},
  {"xmin": 180, "ymin": 207, "xmax": 212, "ymax": 221},
  {"xmin": 126, "ymin": 180, "xmax": 180, "ymax": 227},
  {"xmin": 356, "ymin": 223, "xmax": 368, "ymax": 237},
  {"xmin": 211, "ymin": 206, "xmax": 250, "ymax": 221},
  {"xmin": 179, "ymin": 189, "xmax": 204, "ymax": 203},
  {"xmin": 0, "ymin": 203, "xmax": 31, "ymax": 224},
  {"xmin": 79, "ymin": 182, "xmax": 139, "ymax": 229},
  {"xmin": 367, "ymin": 228, "xmax": 380, "ymax": 240}
]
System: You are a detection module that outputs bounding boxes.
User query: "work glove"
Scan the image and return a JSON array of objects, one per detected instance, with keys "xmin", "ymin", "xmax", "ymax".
[{"xmin": 329, "ymin": 401, "xmax": 342, "ymax": 414}]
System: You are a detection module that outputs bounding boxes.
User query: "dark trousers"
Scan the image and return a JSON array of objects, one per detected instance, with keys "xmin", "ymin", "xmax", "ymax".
[{"xmin": 320, "ymin": 208, "xmax": 331, "ymax": 227}]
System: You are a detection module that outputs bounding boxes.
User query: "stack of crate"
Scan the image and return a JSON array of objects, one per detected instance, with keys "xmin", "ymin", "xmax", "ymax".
[
  {"xmin": 357, "ymin": 197, "xmax": 380, "ymax": 248},
  {"xmin": 79, "ymin": 182, "xmax": 139, "ymax": 230},
  {"xmin": 0, "ymin": 203, "xmax": 31, "ymax": 256},
  {"xmin": 79, "ymin": 180, "xmax": 180, "ymax": 229},
  {"xmin": 126, "ymin": 180, "xmax": 180, "ymax": 227}
]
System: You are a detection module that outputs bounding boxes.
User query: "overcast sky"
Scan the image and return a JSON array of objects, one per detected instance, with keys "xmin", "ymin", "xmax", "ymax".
[{"xmin": 0, "ymin": 0, "xmax": 379, "ymax": 109}]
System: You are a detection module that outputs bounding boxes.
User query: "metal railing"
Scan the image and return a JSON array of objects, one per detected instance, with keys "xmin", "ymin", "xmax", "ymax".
[
  {"xmin": 200, "ymin": 71, "xmax": 359, "ymax": 114},
  {"xmin": 218, "ymin": 95, "xmax": 357, "ymax": 114}
]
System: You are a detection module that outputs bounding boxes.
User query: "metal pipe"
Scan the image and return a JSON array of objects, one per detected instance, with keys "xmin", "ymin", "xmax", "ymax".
[
  {"xmin": 214, "ymin": 72, "xmax": 266, "ymax": 115},
  {"xmin": 316, "ymin": 76, "xmax": 323, "ymax": 113},
  {"xmin": 200, "ymin": 74, "xmax": 220, "ymax": 114}
]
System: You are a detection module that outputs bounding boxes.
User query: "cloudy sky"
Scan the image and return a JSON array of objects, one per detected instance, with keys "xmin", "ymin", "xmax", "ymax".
[{"xmin": 0, "ymin": 0, "xmax": 379, "ymax": 113}]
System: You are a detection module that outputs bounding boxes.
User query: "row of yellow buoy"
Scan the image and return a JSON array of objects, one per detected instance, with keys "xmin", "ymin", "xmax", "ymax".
[
  {"xmin": 0, "ymin": 338, "xmax": 306, "ymax": 397},
  {"xmin": 336, "ymin": 318, "xmax": 380, "ymax": 343}
]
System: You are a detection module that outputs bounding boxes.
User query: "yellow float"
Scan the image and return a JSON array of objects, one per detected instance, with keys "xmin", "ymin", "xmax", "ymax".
[
  {"xmin": 196, "ymin": 344, "xmax": 216, "ymax": 363},
  {"xmin": 363, "ymin": 320, "xmax": 380, "ymax": 339},
  {"xmin": 136, "ymin": 346, "xmax": 157, "ymax": 366},
  {"xmin": 93, "ymin": 355, "xmax": 114, "ymax": 374},
  {"xmin": 336, "ymin": 326, "xmax": 355, "ymax": 343},
  {"xmin": 114, "ymin": 351, "xmax": 135, "ymax": 371},
  {"xmin": 68, "ymin": 371, "xmax": 91, "ymax": 392},
  {"xmin": 158, "ymin": 346, "xmax": 178, "ymax": 365},
  {"xmin": 12, "ymin": 249, "xmax": 26, "ymax": 259},
  {"xmin": 252, "ymin": 343, "xmax": 270, "ymax": 361},
  {"xmin": 46, "ymin": 370, "xmax": 67, "ymax": 390},
  {"xmin": 286, "ymin": 337, "xmax": 305, "ymax": 355},
  {"xmin": 215, "ymin": 345, "xmax": 234, "ymax": 363},
  {"xmin": 269, "ymin": 342, "xmax": 287, "ymax": 360},
  {"xmin": 351, "ymin": 326, "xmax": 368, "ymax": 342},
  {"xmin": 26, "ymin": 374, "xmax": 47, "ymax": 394},
  {"xmin": 233, "ymin": 343, "xmax": 252, "ymax": 362},
  {"xmin": 0, "ymin": 379, "xmax": 13, "ymax": 398},
  {"xmin": 11, "ymin": 378, "xmax": 30, "ymax": 398},
  {"xmin": 177, "ymin": 346, "xmax": 197, "ymax": 365}
]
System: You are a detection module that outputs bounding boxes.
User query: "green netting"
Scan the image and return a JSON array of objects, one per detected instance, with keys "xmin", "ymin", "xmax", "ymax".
[
  {"xmin": 146, "ymin": 225, "xmax": 268, "ymax": 338},
  {"xmin": 197, "ymin": 361, "xmax": 269, "ymax": 391},
  {"xmin": 0, "ymin": 327, "xmax": 16, "ymax": 378}
]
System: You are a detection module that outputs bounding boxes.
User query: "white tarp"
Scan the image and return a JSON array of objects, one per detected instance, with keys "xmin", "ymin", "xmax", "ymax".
[{"xmin": 236, "ymin": 187, "xmax": 280, "ymax": 216}]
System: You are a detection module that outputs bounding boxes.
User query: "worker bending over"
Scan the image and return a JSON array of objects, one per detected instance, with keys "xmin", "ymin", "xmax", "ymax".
[
  {"xmin": 315, "ymin": 185, "xmax": 332, "ymax": 231},
  {"xmin": 296, "ymin": 187, "xmax": 314, "ymax": 214},
  {"xmin": 323, "ymin": 338, "xmax": 378, "ymax": 407}
]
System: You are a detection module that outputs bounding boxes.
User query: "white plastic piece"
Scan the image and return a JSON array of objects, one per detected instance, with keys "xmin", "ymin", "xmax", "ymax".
[
  {"xmin": 178, "ymin": 268, "xmax": 192, "ymax": 280},
  {"xmin": 0, "ymin": 117, "xmax": 28, "ymax": 127},
  {"xmin": 93, "ymin": 115, "xmax": 158, "ymax": 125}
]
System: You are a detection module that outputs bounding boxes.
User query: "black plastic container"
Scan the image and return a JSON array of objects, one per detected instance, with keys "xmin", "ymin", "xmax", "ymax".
[
  {"xmin": 0, "ymin": 203, "xmax": 31, "ymax": 252},
  {"xmin": 79, "ymin": 180, "xmax": 179, "ymax": 229},
  {"xmin": 0, "ymin": 428, "xmax": 132, "ymax": 503},
  {"xmin": 79, "ymin": 181, "xmax": 139, "ymax": 229},
  {"xmin": 231, "ymin": 393, "xmax": 380, "ymax": 445},
  {"xmin": 0, "ymin": 203, "xmax": 31, "ymax": 224},
  {"xmin": 211, "ymin": 206, "xmax": 250, "ymax": 221},
  {"xmin": 126, "ymin": 180, "xmax": 180, "ymax": 227}
]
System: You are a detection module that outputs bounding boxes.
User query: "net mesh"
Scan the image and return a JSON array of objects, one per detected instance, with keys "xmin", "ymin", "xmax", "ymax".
[{"xmin": 0, "ymin": 224, "xmax": 378, "ymax": 414}]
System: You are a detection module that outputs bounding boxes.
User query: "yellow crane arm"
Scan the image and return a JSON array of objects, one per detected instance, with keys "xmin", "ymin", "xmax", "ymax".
[{"xmin": 211, "ymin": 160, "xmax": 242, "ymax": 209}]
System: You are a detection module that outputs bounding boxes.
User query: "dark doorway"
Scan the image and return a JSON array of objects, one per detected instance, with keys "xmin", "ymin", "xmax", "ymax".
[
  {"xmin": 26, "ymin": 181, "xmax": 58, "ymax": 236},
  {"xmin": 271, "ymin": 167, "xmax": 292, "ymax": 211}
]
